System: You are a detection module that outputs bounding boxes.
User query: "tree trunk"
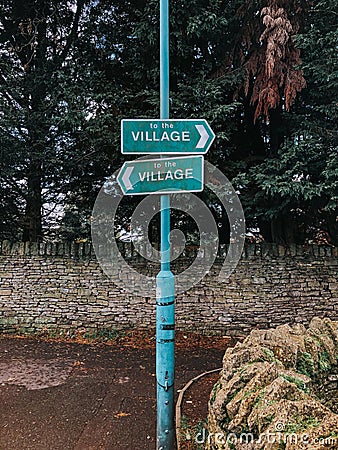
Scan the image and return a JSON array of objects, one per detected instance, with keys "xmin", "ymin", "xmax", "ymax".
[
  {"xmin": 269, "ymin": 106, "xmax": 284, "ymax": 157},
  {"xmin": 326, "ymin": 213, "xmax": 338, "ymax": 246},
  {"xmin": 22, "ymin": 162, "xmax": 42, "ymax": 242},
  {"xmin": 263, "ymin": 215, "xmax": 304, "ymax": 245},
  {"xmin": 21, "ymin": 3, "xmax": 48, "ymax": 242}
]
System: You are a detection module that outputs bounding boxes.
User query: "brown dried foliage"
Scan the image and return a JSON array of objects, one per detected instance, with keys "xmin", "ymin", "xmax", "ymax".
[
  {"xmin": 216, "ymin": 0, "xmax": 309, "ymax": 121},
  {"xmin": 252, "ymin": 4, "xmax": 306, "ymax": 120}
]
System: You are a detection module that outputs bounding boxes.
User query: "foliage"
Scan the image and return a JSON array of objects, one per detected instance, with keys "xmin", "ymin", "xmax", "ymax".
[
  {"xmin": 297, "ymin": 351, "xmax": 315, "ymax": 378},
  {"xmin": 230, "ymin": 0, "xmax": 309, "ymax": 121},
  {"xmin": 0, "ymin": 0, "xmax": 336, "ymax": 244},
  {"xmin": 230, "ymin": 0, "xmax": 337, "ymax": 244},
  {"xmin": 0, "ymin": 1, "xmax": 91, "ymax": 240},
  {"xmin": 280, "ymin": 373, "xmax": 309, "ymax": 393},
  {"xmin": 284, "ymin": 415, "xmax": 321, "ymax": 434}
]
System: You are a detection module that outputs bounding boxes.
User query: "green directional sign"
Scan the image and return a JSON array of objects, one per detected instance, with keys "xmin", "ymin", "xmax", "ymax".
[
  {"xmin": 117, "ymin": 156, "xmax": 204, "ymax": 195},
  {"xmin": 121, "ymin": 119, "xmax": 215, "ymax": 154}
]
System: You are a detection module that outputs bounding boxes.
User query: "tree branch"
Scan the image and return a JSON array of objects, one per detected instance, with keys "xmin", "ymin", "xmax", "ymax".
[
  {"xmin": 314, "ymin": 8, "xmax": 338, "ymax": 16},
  {"xmin": 58, "ymin": 0, "xmax": 85, "ymax": 64}
]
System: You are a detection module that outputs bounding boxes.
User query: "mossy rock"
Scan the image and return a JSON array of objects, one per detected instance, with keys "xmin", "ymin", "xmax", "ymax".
[{"xmin": 207, "ymin": 318, "xmax": 338, "ymax": 450}]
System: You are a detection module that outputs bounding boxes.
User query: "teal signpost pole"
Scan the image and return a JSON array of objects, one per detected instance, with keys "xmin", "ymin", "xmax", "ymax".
[
  {"xmin": 156, "ymin": 0, "xmax": 175, "ymax": 449},
  {"xmin": 116, "ymin": 0, "xmax": 213, "ymax": 446}
]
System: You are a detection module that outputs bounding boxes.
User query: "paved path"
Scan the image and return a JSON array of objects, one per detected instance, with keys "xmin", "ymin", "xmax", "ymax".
[{"xmin": 0, "ymin": 336, "xmax": 225, "ymax": 450}]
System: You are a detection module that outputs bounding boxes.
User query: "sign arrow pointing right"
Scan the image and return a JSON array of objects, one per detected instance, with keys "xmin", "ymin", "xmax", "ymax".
[
  {"xmin": 195, "ymin": 124, "xmax": 209, "ymax": 149},
  {"xmin": 121, "ymin": 119, "xmax": 215, "ymax": 154}
]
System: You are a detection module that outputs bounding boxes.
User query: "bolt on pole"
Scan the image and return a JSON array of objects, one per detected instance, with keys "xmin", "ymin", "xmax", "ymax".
[{"xmin": 156, "ymin": 0, "xmax": 175, "ymax": 449}]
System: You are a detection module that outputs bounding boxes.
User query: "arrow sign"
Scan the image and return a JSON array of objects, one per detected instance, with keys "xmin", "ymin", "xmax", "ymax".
[
  {"xmin": 121, "ymin": 166, "xmax": 133, "ymax": 191},
  {"xmin": 117, "ymin": 156, "xmax": 204, "ymax": 195},
  {"xmin": 121, "ymin": 119, "xmax": 215, "ymax": 154}
]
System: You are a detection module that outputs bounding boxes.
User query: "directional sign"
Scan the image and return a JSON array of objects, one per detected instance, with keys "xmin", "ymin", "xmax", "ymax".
[
  {"xmin": 121, "ymin": 119, "xmax": 215, "ymax": 154},
  {"xmin": 117, "ymin": 156, "xmax": 204, "ymax": 195}
]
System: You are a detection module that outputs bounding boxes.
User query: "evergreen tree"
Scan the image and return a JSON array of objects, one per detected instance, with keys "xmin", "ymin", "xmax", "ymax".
[
  {"xmin": 221, "ymin": 0, "xmax": 337, "ymax": 244},
  {"xmin": 0, "ymin": 0, "xmax": 119, "ymax": 241},
  {"xmin": 0, "ymin": 0, "xmax": 336, "ymax": 244}
]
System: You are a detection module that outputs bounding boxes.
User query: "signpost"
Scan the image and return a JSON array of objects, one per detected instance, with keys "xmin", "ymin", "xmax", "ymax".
[
  {"xmin": 121, "ymin": 119, "xmax": 215, "ymax": 154},
  {"xmin": 117, "ymin": 155, "xmax": 204, "ymax": 195},
  {"xmin": 156, "ymin": 2, "xmax": 174, "ymax": 448},
  {"xmin": 117, "ymin": 1, "xmax": 214, "ymax": 448}
]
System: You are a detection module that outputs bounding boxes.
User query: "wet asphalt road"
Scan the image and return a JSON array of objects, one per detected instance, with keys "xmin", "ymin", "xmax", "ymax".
[{"xmin": 0, "ymin": 336, "xmax": 225, "ymax": 450}]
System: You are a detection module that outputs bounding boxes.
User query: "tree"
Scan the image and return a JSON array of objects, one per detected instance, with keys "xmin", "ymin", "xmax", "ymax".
[
  {"xmin": 1, "ymin": 0, "xmax": 336, "ymax": 245},
  {"xmin": 81, "ymin": 0, "xmax": 242, "ymax": 243},
  {"xmin": 0, "ymin": 0, "xmax": 122, "ymax": 241},
  {"xmin": 216, "ymin": 0, "xmax": 337, "ymax": 244}
]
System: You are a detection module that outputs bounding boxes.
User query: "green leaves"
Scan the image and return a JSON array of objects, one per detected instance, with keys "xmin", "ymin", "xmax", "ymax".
[{"xmin": 0, "ymin": 0, "xmax": 336, "ymax": 244}]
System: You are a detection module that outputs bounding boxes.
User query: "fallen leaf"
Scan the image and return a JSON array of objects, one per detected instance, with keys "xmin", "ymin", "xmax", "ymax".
[
  {"xmin": 73, "ymin": 361, "xmax": 84, "ymax": 367},
  {"xmin": 114, "ymin": 412, "xmax": 131, "ymax": 418}
]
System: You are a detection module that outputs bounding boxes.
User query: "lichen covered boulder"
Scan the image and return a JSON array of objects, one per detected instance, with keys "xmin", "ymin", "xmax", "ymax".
[{"xmin": 207, "ymin": 318, "xmax": 338, "ymax": 449}]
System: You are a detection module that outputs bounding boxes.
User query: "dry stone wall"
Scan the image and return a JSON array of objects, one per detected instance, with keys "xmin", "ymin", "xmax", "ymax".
[{"xmin": 0, "ymin": 241, "xmax": 337, "ymax": 336}]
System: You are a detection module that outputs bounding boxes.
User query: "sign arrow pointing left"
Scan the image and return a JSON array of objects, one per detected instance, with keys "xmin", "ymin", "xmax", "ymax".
[
  {"xmin": 122, "ymin": 166, "xmax": 134, "ymax": 191},
  {"xmin": 117, "ymin": 156, "xmax": 204, "ymax": 195}
]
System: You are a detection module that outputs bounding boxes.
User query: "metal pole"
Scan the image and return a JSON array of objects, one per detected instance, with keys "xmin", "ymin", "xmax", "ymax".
[{"xmin": 156, "ymin": 0, "xmax": 175, "ymax": 449}]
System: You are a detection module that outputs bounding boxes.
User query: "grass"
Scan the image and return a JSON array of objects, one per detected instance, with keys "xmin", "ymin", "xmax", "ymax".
[
  {"xmin": 83, "ymin": 328, "xmax": 124, "ymax": 341},
  {"xmin": 318, "ymin": 349, "xmax": 332, "ymax": 372},
  {"xmin": 284, "ymin": 415, "xmax": 321, "ymax": 434},
  {"xmin": 280, "ymin": 374, "xmax": 309, "ymax": 393},
  {"xmin": 210, "ymin": 380, "xmax": 221, "ymax": 405},
  {"xmin": 11, "ymin": 326, "xmax": 128, "ymax": 344},
  {"xmin": 296, "ymin": 351, "xmax": 315, "ymax": 377},
  {"xmin": 179, "ymin": 415, "xmax": 208, "ymax": 450}
]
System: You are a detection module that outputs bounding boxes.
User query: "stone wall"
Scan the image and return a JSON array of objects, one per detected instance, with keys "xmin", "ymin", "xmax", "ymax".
[{"xmin": 0, "ymin": 241, "xmax": 337, "ymax": 336}]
